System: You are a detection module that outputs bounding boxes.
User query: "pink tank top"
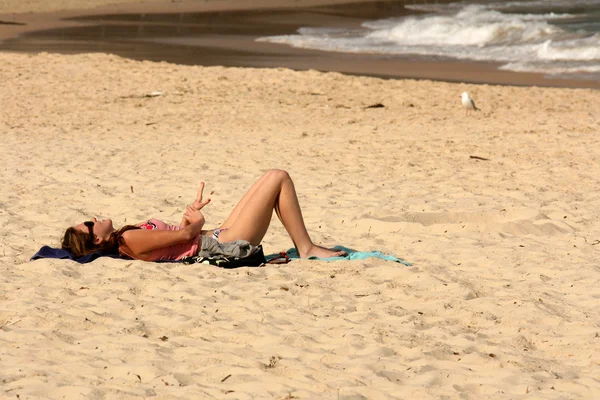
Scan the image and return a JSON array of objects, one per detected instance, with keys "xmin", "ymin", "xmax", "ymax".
[{"xmin": 136, "ymin": 219, "xmax": 200, "ymax": 261}]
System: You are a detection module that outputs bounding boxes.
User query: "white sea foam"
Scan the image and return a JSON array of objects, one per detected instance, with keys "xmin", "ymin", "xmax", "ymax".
[
  {"xmin": 500, "ymin": 59, "xmax": 600, "ymax": 79},
  {"xmin": 257, "ymin": 0, "xmax": 600, "ymax": 79},
  {"xmin": 537, "ymin": 36, "xmax": 600, "ymax": 61},
  {"xmin": 365, "ymin": 6, "xmax": 566, "ymax": 47}
]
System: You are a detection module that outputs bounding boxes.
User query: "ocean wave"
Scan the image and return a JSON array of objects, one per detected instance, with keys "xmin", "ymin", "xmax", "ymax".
[
  {"xmin": 537, "ymin": 36, "xmax": 600, "ymax": 61},
  {"xmin": 257, "ymin": 1, "xmax": 600, "ymax": 78},
  {"xmin": 365, "ymin": 5, "xmax": 567, "ymax": 47}
]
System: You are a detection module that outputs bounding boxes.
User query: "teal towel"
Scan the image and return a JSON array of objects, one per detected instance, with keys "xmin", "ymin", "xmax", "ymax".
[{"xmin": 269, "ymin": 246, "xmax": 411, "ymax": 266}]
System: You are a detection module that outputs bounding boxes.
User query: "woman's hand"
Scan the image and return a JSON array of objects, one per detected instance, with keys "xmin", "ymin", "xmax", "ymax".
[
  {"xmin": 191, "ymin": 182, "xmax": 211, "ymax": 211},
  {"xmin": 180, "ymin": 182, "xmax": 211, "ymax": 227},
  {"xmin": 183, "ymin": 205, "xmax": 205, "ymax": 226}
]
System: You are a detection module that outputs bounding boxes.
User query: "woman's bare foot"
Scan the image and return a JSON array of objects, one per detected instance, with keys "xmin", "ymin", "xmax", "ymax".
[{"xmin": 300, "ymin": 244, "xmax": 347, "ymax": 259}]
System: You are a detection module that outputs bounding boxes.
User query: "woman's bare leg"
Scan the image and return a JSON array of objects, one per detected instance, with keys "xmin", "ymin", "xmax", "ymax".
[
  {"xmin": 217, "ymin": 170, "xmax": 345, "ymax": 258},
  {"xmin": 219, "ymin": 171, "xmax": 272, "ymax": 229}
]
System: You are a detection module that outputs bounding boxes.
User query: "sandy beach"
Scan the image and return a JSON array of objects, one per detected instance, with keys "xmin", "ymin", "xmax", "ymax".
[{"xmin": 1, "ymin": 0, "xmax": 600, "ymax": 399}]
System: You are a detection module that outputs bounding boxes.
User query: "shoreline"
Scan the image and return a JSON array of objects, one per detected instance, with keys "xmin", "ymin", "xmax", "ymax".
[
  {"xmin": 0, "ymin": 0, "xmax": 598, "ymax": 89},
  {"xmin": 0, "ymin": 0, "xmax": 427, "ymax": 39}
]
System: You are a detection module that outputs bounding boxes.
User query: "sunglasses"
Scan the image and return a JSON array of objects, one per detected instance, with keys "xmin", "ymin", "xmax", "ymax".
[{"xmin": 84, "ymin": 221, "xmax": 95, "ymax": 246}]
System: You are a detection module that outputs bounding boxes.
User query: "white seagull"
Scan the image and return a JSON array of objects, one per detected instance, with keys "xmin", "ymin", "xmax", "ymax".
[{"xmin": 461, "ymin": 92, "xmax": 480, "ymax": 115}]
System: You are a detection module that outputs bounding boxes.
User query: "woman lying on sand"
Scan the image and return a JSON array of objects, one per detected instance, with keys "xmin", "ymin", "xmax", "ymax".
[{"xmin": 62, "ymin": 169, "xmax": 346, "ymax": 261}]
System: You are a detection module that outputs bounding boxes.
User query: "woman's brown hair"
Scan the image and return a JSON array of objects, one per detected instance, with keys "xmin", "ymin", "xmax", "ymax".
[{"xmin": 61, "ymin": 224, "xmax": 139, "ymax": 259}]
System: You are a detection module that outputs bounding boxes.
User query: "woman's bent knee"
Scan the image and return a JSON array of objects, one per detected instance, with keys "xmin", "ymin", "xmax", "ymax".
[{"xmin": 266, "ymin": 169, "xmax": 290, "ymax": 181}]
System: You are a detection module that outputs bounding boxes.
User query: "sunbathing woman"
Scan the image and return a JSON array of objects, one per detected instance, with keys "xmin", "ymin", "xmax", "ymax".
[{"xmin": 61, "ymin": 169, "xmax": 346, "ymax": 261}]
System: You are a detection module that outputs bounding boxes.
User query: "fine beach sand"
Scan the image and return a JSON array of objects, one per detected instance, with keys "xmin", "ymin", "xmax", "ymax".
[{"xmin": 2, "ymin": 1, "xmax": 600, "ymax": 399}]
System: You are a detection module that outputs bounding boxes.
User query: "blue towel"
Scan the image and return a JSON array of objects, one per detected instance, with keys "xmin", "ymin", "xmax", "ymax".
[
  {"xmin": 268, "ymin": 245, "xmax": 411, "ymax": 266},
  {"xmin": 30, "ymin": 246, "xmax": 184, "ymax": 264},
  {"xmin": 31, "ymin": 246, "xmax": 124, "ymax": 263}
]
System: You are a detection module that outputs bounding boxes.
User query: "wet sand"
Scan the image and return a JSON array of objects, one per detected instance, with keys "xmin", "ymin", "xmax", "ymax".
[{"xmin": 0, "ymin": 0, "xmax": 598, "ymax": 88}]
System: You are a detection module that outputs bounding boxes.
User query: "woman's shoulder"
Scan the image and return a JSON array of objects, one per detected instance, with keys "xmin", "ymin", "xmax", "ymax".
[{"xmin": 118, "ymin": 230, "xmax": 153, "ymax": 261}]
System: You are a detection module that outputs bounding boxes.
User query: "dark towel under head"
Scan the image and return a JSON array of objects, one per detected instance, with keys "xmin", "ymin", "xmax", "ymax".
[{"xmin": 31, "ymin": 246, "xmax": 123, "ymax": 264}]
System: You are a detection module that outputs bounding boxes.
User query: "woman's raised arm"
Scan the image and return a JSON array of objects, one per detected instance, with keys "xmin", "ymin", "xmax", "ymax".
[{"xmin": 122, "ymin": 215, "xmax": 204, "ymax": 259}]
